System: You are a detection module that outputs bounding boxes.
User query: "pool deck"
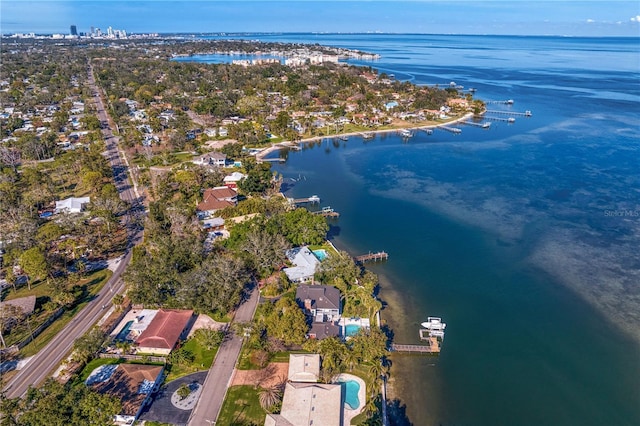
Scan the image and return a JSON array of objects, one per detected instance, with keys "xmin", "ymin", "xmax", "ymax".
[{"xmin": 333, "ymin": 373, "xmax": 366, "ymax": 424}]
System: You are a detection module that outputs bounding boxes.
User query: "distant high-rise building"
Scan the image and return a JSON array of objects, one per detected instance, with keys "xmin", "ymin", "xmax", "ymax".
[
  {"xmin": 70, "ymin": 25, "xmax": 77, "ymax": 36},
  {"xmin": 90, "ymin": 26, "xmax": 95, "ymax": 36}
]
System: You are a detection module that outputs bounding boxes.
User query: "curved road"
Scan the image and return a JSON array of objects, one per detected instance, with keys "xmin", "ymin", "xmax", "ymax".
[
  {"xmin": 3, "ymin": 62, "xmax": 142, "ymax": 399},
  {"xmin": 188, "ymin": 286, "xmax": 260, "ymax": 426}
]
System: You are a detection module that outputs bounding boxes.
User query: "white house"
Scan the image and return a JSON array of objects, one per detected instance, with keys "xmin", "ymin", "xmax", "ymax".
[
  {"xmin": 223, "ymin": 172, "xmax": 246, "ymax": 188},
  {"xmin": 192, "ymin": 152, "xmax": 227, "ymax": 167},
  {"xmin": 54, "ymin": 197, "xmax": 90, "ymax": 214},
  {"xmin": 283, "ymin": 246, "xmax": 320, "ymax": 283}
]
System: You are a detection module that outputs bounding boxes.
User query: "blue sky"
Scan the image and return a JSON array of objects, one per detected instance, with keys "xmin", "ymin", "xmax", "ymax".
[{"xmin": 2, "ymin": 1, "xmax": 639, "ymax": 36}]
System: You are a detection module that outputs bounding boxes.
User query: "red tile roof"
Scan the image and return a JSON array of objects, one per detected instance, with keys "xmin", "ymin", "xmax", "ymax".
[
  {"xmin": 197, "ymin": 186, "xmax": 237, "ymax": 212},
  {"xmin": 136, "ymin": 309, "xmax": 193, "ymax": 350}
]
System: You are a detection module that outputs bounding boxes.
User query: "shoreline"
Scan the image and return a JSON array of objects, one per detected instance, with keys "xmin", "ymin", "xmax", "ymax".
[{"xmin": 256, "ymin": 112, "xmax": 475, "ymax": 161}]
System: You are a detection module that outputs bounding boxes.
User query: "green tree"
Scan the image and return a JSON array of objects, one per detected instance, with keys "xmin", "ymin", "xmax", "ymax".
[
  {"xmin": 275, "ymin": 208, "xmax": 329, "ymax": 246},
  {"xmin": 169, "ymin": 347, "xmax": 195, "ymax": 366},
  {"xmin": 177, "ymin": 383, "xmax": 192, "ymax": 400},
  {"xmin": 16, "ymin": 379, "xmax": 120, "ymax": 426},
  {"xmin": 258, "ymin": 382, "xmax": 284, "ymax": 411},
  {"xmin": 71, "ymin": 327, "xmax": 107, "ymax": 365},
  {"xmin": 262, "ymin": 297, "xmax": 308, "ymax": 346},
  {"xmin": 317, "ymin": 337, "xmax": 348, "ymax": 379},
  {"xmin": 194, "ymin": 327, "xmax": 225, "ymax": 350},
  {"xmin": 19, "ymin": 247, "xmax": 48, "ymax": 290}
]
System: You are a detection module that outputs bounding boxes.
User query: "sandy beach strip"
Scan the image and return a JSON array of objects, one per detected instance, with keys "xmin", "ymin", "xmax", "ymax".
[{"xmin": 256, "ymin": 112, "xmax": 475, "ymax": 161}]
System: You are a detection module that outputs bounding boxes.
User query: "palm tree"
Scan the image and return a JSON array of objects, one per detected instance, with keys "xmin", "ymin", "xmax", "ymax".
[
  {"xmin": 343, "ymin": 350, "xmax": 358, "ymax": 372},
  {"xmin": 258, "ymin": 382, "xmax": 284, "ymax": 411}
]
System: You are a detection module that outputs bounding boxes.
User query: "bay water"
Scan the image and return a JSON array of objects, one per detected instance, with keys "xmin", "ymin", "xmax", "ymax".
[{"xmin": 204, "ymin": 34, "xmax": 640, "ymax": 425}]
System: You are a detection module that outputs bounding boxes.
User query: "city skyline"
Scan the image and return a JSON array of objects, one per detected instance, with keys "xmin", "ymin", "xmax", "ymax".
[{"xmin": 2, "ymin": 1, "xmax": 640, "ymax": 37}]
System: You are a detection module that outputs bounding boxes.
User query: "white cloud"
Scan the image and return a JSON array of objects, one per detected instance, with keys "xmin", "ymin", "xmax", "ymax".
[
  {"xmin": 631, "ymin": 15, "xmax": 640, "ymax": 22},
  {"xmin": 586, "ymin": 19, "xmax": 595, "ymax": 23}
]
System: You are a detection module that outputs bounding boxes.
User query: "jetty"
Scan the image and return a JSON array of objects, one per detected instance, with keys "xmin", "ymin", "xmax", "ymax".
[
  {"xmin": 260, "ymin": 157, "xmax": 286, "ymax": 162},
  {"xmin": 400, "ymin": 129, "xmax": 414, "ymax": 138},
  {"xmin": 360, "ymin": 132, "xmax": 374, "ymax": 139},
  {"xmin": 486, "ymin": 99, "xmax": 514, "ymax": 105},
  {"xmin": 288, "ymin": 195, "xmax": 320, "ymax": 205},
  {"xmin": 441, "ymin": 126, "xmax": 462, "ymax": 134},
  {"xmin": 419, "ymin": 127, "xmax": 434, "ymax": 135},
  {"xmin": 485, "ymin": 109, "xmax": 532, "ymax": 117},
  {"xmin": 463, "ymin": 121, "xmax": 491, "ymax": 129},
  {"xmin": 312, "ymin": 206, "xmax": 340, "ymax": 218},
  {"xmin": 390, "ymin": 337, "xmax": 441, "ymax": 354},
  {"xmin": 484, "ymin": 116, "xmax": 516, "ymax": 123},
  {"xmin": 354, "ymin": 251, "xmax": 389, "ymax": 263},
  {"xmin": 391, "ymin": 317, "xmax": 445, "ymax": 355}
]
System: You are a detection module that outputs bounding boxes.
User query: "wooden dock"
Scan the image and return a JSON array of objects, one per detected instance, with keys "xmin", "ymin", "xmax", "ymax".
[
  {"xmin": 485, "ymin": 109, "xmax": 532, "ymax": 117},
  {"xmin": 288, "ymin": 195, "xmax": 321, "ymax": 205},
  {"xmin": 390, "ymin": 341, "xmax": 440, "ymax": 354},
  {"xmin": 441, "ymin": 126, "xmax": 462, "ymax": 134},
  {"xmin": 313, "ymin": 207, "xmax": 340, "ymax": 218},
  {"xmin": 484, "ymin": 116, "xmax": 516, "ymax": 123},
  {"xmin": 354, "ymin": 251, "xmax": 389, "ymax": 263},
  {"xmin": 463, "ymin": 121, "xmax": 491, "ymax": 129}
]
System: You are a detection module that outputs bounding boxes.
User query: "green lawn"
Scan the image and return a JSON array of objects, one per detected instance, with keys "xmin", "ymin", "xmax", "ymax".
[
  {"xmin": 18, "ymin": 269, "xmax": 113, "ymax": 357},
  {"xmin": 217, "ymin": 385, "xmax": 267, "ymax": 426},
  {"xmin": 164, "ymin": 337, "xmax": 218, "ymax": 382},
  {"xmin": 3, "ymin": 268, "xmax": 112, "ymax": 302},
  {"xmin": 77, "ymin": 357, "xmax": 122, "ymax": 382}
]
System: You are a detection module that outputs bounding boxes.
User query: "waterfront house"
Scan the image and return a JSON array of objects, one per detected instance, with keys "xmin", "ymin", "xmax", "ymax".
[
  {"xmin": 265, "ymin": 353, "xmax": 342, "ymax": 426},
  {"xmin": 192, "ymin": 151, "xmax": 227, "ymax": 167},
  {"xmin": 296, "ymin": 284, "xmax": 341, "ymax": 322},
  {"xmin": 288, "ymin": 353, "xmax": 321, "ymax": 382},
  {"xmin": 196, "ymin": 186, "xmax": 238, "ymax": 219},
  {"xmin": 223, "ymin": 171, "xmax": 246, "ymax": 189},
  {"xmin": 283, "ymin": 247, "xmax": 320, "ymax": 283},
  {"xmin": 88, "ymin": 363, "xmax": 164, "ymax": 426}
]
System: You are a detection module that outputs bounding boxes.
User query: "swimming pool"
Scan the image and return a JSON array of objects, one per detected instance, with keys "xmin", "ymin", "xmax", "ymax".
[
  {"xmin": 115, "ymin": 320, "xmax": 133, "ymax": 341},
  {"xmin": 342, "ymin": 380, "xmax": 361, "ymax": 410},
  {"xmin": 344, "ymin": 324, "xmax": 361, "ymax": 337},
  {"xmin": 313, "ymin": 249, "xmax": 328, "ymax": 261}
]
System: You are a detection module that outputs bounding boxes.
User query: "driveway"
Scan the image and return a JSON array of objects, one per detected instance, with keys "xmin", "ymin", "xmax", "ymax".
[{"xmin": 139, "ymin": 371, "xmax": 208, "ymax": 426}]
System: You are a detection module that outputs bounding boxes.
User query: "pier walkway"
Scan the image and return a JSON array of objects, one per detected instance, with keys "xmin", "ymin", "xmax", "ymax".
[
  {"xmin": 484, "ymin": 116, "xmax": 516, "ymax": 123},
  {"xmin": 354, "ymin": 251, "xmax": 389, "ymax": 263},
  {"xmin": 441, "ymin": 126, "xmax": 462, "ymax": 134},
  {"xmin": 463, "ymin": 121, "xmax": 491, "ymax": 128},
  {"xmin": 288, "ymin": 195, "xmax": 320, "ymax": 205},
  {"xmin": 390, "ymin": 342, "xmax": 440, "ymax": 354},
  {"xmin": 486, "ymin": 99, "xmax": 514, "ymax": 105},
  {"xmin": 485, "ymin": 109, "xmax": 532, "ymax": 117},
  {"xmin": 312, "ymin": 206, "xmax": 340, "ymax": 218}
]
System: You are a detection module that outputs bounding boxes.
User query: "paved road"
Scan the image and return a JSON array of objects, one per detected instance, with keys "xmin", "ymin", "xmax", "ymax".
[
  {"xmin": 3, "ymin": 63, "xmax": 142, "ymax": 399},
  {"xmin": 188, "ymin": 286, "xmax": 260, "ymax": 426}
]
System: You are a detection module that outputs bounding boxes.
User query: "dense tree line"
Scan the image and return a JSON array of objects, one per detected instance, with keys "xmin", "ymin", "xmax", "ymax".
[{"xmin": 0, "ymin": 379, "xmax": 121, "ymax": 426}]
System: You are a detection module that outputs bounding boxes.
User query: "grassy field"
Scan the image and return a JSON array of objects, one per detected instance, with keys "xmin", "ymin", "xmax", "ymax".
[
  {"xmin": 18, "ymin": 269, "xmax": 113, "ymax": 357},
  {"xmin": 217, "ymin": 385, "xmax": 267, "ymax": 426},
  {"xmin": 164, "ymin": 337, "xmax": 217, "ymax": 382},
  {"xmin": 77, "ymin": 357, "xmax": 122, "ymax": 382}
]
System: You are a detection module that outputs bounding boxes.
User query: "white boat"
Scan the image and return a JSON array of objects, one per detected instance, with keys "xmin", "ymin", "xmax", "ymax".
[
  {"xmin": 421, "ymin": 317, "xmax": 446, "ymax": 331},
  {"xmin": 400, "ymin": 129, "xmax": 413, "ymax": 138}
]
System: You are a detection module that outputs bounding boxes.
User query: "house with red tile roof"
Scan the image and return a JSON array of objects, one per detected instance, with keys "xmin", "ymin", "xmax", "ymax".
[
  {"xmin": 196, "ymin": 186, "xmax": 238, "ymax": 218},
  {"xmin": 136, "ymin": 309, "xmax": 194, "ymax": 355}
]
